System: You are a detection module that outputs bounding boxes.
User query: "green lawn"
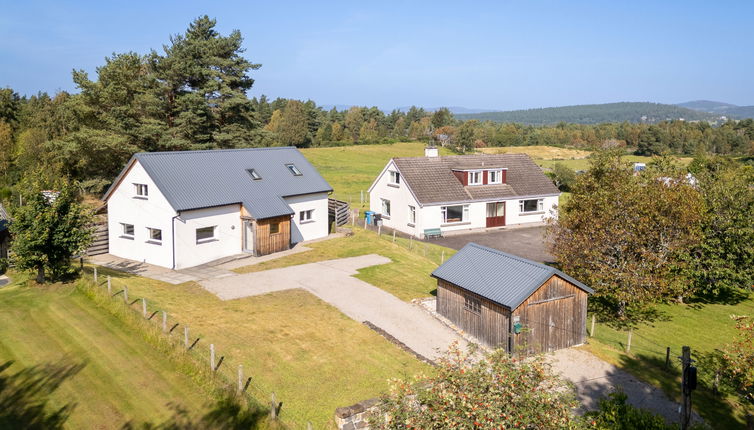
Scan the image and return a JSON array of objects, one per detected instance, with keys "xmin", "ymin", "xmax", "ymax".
[
  {"xmin": 89, "ymin": 247, "xmax": 432, "ymax": 428},
  {"xmin": 235, "ymin": 227, "xmax": 455, "ymax": 302},
  {"xmin": 0, "ymin": 276, "xmax": 210, "ymax": 429},
  {"xmin": 585, "ymin": 298, "xmax": 754, "ymax": 428}
]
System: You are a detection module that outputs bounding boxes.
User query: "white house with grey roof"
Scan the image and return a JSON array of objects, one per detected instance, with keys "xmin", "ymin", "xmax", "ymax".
[
  {"xmin": 103, "ymin": 147, "xmax": 332, "ymax": 269},
  {"xmin": 368, "ymin": 149, "xmax": 560, "ymax": 238}
]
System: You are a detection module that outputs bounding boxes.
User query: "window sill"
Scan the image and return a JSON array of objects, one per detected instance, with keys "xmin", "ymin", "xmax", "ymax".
[
  {"xmin": 133, "ymin": 196, "xmax": 148, "ymax": 200},
  {"xmin": 299, "ymin": 219, "xmax": 316, "ymax": 225},
  {"xmin": 381, "ymin": 215, "xmax": 391, "ymax": 220},
  {"xmin": 119, "ymin": 235, "xmax": 134, "ymax": 240},
  {"xmin": 146, "ymin": 240, "xmax": 162, "ymax": 245},
  {"xmin": 196, "ymin": 238, "xmax": 218, "ymax": 245},
  {"xmin": 441, "ymin": 221, "xmax": 471, "ymax": 227},
  {"xmin": 387, "ymin": 183, "xmax": 400, "ymax": 188},
  {"xmin": 520, "ymin": 211, "xmax": 545, "ymax": 216},
  {"xmin": 407, "ymin": 223, "xmax": 415, "ymax": 227}
]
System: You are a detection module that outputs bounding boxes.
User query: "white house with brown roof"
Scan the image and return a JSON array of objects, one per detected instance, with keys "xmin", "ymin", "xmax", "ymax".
[{"xmin": 367, "ymin": 149, "xmax": 559, "ymax": 238}]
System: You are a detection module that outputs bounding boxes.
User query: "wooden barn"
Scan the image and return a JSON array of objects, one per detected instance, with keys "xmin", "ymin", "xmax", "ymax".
[{"xmin": 431, "ymin": 243, "xmax": 592, "ymax": 354}]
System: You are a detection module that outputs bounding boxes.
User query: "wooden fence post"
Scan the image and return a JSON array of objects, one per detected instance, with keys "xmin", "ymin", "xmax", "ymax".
[
  {"xmin": 142, "ymin": 298, "xmax": 147, "ymax": 317},
  {"xmin": 123, "ymin": 286, "xmax": 128, "ymax": 304},
  {"xmin": 270, "ymin": 392, "xmax": 278, "ymax": 419},
  {"xmin": 392, "ymin": 230, "xmax": 395, "ymax": 242},
  {"xmin": 590, "ymin": 314, "xmax": 596, "ymax": 337},
  {"xmin": 162, "ymin": 311, "xmax": 167, "ymax": 333},
  {"xmin": 184, "ymin": 326, "xmax": 189, "ymax": 349},
  {"xmin": 307, "ymin": 422, "xmax": 313, "ymax": 430},
  {"xmin": 441, "ymin": 250, "xmax": 445, "ymax": 264},
  {"xmin": 93, "ymin": 267, "xmax": 98, "ymax": 284},
  {"xmin": 665, "ymin": 347, "xmax": 671, "ymax": 369},
  {"xmin": 210, "ymin": 344, "xmax": 215, "ymax": 371},
  {"xmin": 409, "ymin": 235, "xmax": 413, "ymax": 250},
  {"xmin": 626, "ymin": 328, "xmax": 633, "ymax": 353},
  {"xmin": 107, "ymin": 276, "xmax": 112, "ymax": 295},
  {"xmin": 238, "ymin": 365, "xmax": 243, "ymax": 392},
  {"xmin": 378, "ymin": 224, "xmax": 381, "ymax": 237}
]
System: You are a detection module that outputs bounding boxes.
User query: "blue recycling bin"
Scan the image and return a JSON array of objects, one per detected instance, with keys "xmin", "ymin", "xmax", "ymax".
[{"xmin": 364, "ymin": 211, "xmax": 375, "ymax": 225}]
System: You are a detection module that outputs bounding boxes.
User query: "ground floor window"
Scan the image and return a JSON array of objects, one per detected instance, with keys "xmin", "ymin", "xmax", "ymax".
[
  {"xmin": 147, "ymin": 227, "xmax": 162, "ymax": 244},
  {"xmin": 441, "ymin": 205, "xmax": 469, "ymax": 223},
  {"xmin": 269, "ymin": 222, "xmax": 280, "ymax": 234},
  {"xmin": 299, "ymin": 209, "xmax": 314, "ymax": 223},
  {"xmin": 381, "ymin": 199, "xmax": 391, "ymax": 217},
  {"xmin": 120, "ymin": 223, "xmax": 134, "ymax": 239},
  {"xmin": 519, "ymin": 198, "xmax": 544, "ymax": 213},
  {"xmin": 196, "ymin": 226, "xmax": 216, "ymax": 243},
  {"xmin": 464, "ymin": 295, "xmax": 481, "ymax": 314},
  {"xmin": 408, "ymin": 205, "xmax": 416, "ymax": 225}
]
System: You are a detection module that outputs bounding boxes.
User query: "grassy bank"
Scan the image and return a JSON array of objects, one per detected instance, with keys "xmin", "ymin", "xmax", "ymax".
[
  {"xmin": 0, "ymin": 275, "xmax": 209, "ymax": 428},
  {"xmin": 585, "ymin": 297, "xmax": 754, "ymax": 428}
]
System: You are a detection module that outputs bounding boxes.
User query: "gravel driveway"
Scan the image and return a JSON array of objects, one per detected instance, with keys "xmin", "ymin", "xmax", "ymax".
[{"xmin": 200, "ymin": 254, "xmax": 467, "ymax": 361}]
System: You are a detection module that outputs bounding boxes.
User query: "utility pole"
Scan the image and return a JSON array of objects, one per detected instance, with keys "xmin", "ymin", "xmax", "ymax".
[{"xmin": 680, "ymin": 346, "xmax": 696, "ymax": 430}]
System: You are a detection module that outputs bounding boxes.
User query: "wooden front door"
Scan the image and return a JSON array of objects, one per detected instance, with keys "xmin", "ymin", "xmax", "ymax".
[{"xmin": 486, "ymin": 202, "xmax": 505, "ymax": 227}]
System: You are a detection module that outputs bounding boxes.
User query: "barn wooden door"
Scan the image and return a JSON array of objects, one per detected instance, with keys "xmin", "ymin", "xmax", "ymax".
[{"xmin": 486, "ymin": 202, "xmax": 506, "ymax": 227}]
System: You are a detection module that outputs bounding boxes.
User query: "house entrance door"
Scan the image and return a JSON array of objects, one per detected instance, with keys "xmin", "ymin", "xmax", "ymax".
[
  {"xmin": 242, "ymin": 220, "xmax": 254, "ymax": 253},
  {"xmin": 486, "ymin": 202, "xmax": 506, "ymax": 227}
]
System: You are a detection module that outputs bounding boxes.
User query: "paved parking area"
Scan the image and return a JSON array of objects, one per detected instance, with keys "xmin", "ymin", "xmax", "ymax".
[
  {"xmin": 200, "ymin": 254, "xmax": 467, "ymax": 361},
  {"xmin": 423, "ymin": 225, "xmax": 553, "ymax": 263}
]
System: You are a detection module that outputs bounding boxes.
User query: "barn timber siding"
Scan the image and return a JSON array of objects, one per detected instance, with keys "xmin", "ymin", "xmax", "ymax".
[
  {"xmin": 254, "ymin": 215, "xmax": 291, "ymax": 256},
  {"xmin": 511, "ymin": 275, "xmax": 587, "ymax": 354},
  {"xmin": 436, "ymin": 279, "xmax": 510, "ymax": 349}
]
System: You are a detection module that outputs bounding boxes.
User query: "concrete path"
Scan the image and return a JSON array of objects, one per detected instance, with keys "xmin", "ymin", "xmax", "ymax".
[
  {"xmin": 200, "ymin": 254, "xmax": 467, "ymax": 361},
  {"xmin": 549, "ymin": 347, "xmax": 702, "ymax": 424}
]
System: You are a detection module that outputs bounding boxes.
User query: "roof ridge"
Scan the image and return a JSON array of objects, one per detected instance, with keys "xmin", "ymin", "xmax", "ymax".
[
  {"xmin": 466, "ymin": 242, "xmax": 555, "ymax": 272},
  {"xmin": 136, "ymin": 147, "xmax": 297, "ymax": 156}
]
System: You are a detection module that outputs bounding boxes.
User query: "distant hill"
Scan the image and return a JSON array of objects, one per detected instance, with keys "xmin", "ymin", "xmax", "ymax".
[
  {"xmin": 676, "ymin": 100, "xmax": 754, "ymax": 119},
  {"xmin": 397, "ymin": 106, "xmax": 495, "ymax": 114},
  {"xmin": 455, "ymin": 102, "xmax": 716, "ymax": 125}
]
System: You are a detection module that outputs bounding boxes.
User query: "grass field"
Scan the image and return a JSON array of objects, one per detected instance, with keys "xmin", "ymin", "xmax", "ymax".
[
  {"xmin": 585, "ymin": 298, "xmax": 754, "ymax": 428},
  {"xmin": 90, "ymin": 244, "xmax": 432, "ymax": 428},
  {"xmin": 478, "ymin": 145, "xmax": 592, "ymax": 159},
  {"xmin": 0, "ymin": 276, "xmax": 209, "ymax": 429}
]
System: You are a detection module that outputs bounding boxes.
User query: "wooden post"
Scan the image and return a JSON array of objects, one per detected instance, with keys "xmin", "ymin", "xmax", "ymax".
[
  {"xmin": 377, "ymin": 224, "xmax": 381, "ymax": 237},
  {"xmin": 665, "ymin": 347, "xmax": 671, "ymax": 369},
  {"xmin": 590, "ymin": 314, "xmax": 596, "ymax": 337},
  {"xmin": 79, "ymin": 257, "xmax": 84, "ymax": 270},
  {"xmin": 210, "ymin": 344, "xmax": 215, "ymax": 371},
  {"xmin": 681, "ymin": 346, "xmax": 692, "ymax": 430},
  {"xmin": 441, "ymin": 250, "xmax": 445, "ymax": 264},
  {"xmin": 713, "ymin": 369, "xmax": 720, "ymax": 395},
  {"xmin": 123, "ymin": 286, "xmax": 128, "ymax": 304},
  {"xmin": 270, "ymin": 392, "xmax": 278, "ymax": 419},
  {"xmin": 142, "ymin": 298, "xmax": 147, "ymax": 317},
  {"xmin": 107, "ymin": 276, "xmax": 112, "ymax": 295},
  {"xmin": 307, "ymin": 423, "xmax": 313, "ymax": 430},
  {"xmin": 626, "ymin": 328, "xmax": 633, "ymax": 353},
  {"xmin": 162, "ymin": 311, "xmax": 167, "ymax": 333},
  {"xmin": 392, "ymin": 230, "xmax": 395, "ymax": 242},
  {"xmin": 409, "ymin": 235, "xmax": 413, "ymax": 250},
  {"xmin": 184, "ymin": 326, "xmax": 189, "ymax": 349},
  {"xmin": 93, "ymin": 267, "xmax": 98, "ymax": 284},
  {"xmin": 238, "ymin": 365, "xmax": 243, "ymax": 392}
]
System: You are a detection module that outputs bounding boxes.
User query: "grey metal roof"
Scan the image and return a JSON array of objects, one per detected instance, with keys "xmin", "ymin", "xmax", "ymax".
[
  {"xmin": 0, "ymin": 202, "xmax": 7, "ymax": 232},
  {"xmin": 431, "ymin": 243, "xmax": 592, "ymax": 309},
  {"xmin": 103, "ymin": 147, "xmax": 332, "ymax": 219}
]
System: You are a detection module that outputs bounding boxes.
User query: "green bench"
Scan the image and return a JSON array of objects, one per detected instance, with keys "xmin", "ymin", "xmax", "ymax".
[{"xmin": 424, "ymin": 228, "xmax": 442, "ymax": 239}]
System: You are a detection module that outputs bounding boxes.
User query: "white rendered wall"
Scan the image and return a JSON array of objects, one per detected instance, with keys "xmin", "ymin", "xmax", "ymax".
[
  {"xmin": 173, "ymin": 204, "xmax": 243, "ymax": 269},
  {"xmin": 369, "ymin": 161, "xmax": 422, "ymax": 237},
  {"xmin": 284, "ymin": 193, "xmax": 329, "ymax": 243},
  {"xmin": 503, "ymin": 195, "xmax": 559, "ymax": 226},
  {"xmin": 107, "ymin": 161, "xmax": 176, "ymax": 268}
]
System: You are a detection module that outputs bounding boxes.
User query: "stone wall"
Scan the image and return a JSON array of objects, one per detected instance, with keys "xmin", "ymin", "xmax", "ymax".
[{"xmin": 334, "ymin": 398, "xmax": 381, "ymax": 430}]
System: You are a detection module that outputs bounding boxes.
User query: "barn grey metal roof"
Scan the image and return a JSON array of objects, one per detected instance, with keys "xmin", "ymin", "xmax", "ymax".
[
  {"xmin": 431, "ymin": 243, "xmax": 592, "ymax": 310},
  {"xmin": 388, "ymin": 154, "xmax": 559, "ymax": 205},
  {"xmin": 103, "ymin": 147, "xmax": 332, "ymax": 219},
  {"xmin": 0, "ymin": 202, "xmax": 8, "ymax": 232}
]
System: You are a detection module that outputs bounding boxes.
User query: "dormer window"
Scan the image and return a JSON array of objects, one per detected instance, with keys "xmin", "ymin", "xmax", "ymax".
[
  {"xmin": 488, "ymin": 170, "xmax": 503, "ymax": 184},
  {"xmin": 247, "ymin": 169, "xmax": 261, "ymax": 180},
  {"xmin": 286, "ymin": 164, "xmax": 302, "ymax": 176},
  {"xmin": 389, "ymin": 171, "xmax": 400, "ymax": 185},
  {"xmin": 134, "ymin": 183, "xmax": 148, "ymax": 198},
  {"xmin": 468, "ymin": 171, "xmax": 482, "ymax": 186}
]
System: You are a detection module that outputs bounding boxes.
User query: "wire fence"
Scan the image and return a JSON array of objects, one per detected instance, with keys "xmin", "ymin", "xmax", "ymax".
[{"xmin": 82, "ymin": 266, "xmax": 315, "ymax": 429}]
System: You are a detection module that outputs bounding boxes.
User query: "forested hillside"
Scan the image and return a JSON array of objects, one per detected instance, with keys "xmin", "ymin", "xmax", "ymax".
[
  {"xmin": 677, "ymin": 100, "xmax": 754, "ymax": 119},
  {"xmin": 455, "ymin": 102, "xmax": 717, "ymax": 125}
]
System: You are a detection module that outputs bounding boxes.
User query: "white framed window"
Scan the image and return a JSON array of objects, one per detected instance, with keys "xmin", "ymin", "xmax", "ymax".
[
  {"xmin": 120, "ymin": 223, "xmax": 134, "ymax": 239},
  {"xmin": 196, "ymin": 226, "xmax": 216, "ymax": 244},
  {"xmin": 488, "ymin": 170, "xmax": 503, "ymax": 184},
  {"xmin": 468, "ymin": 171, "xmax": 482, "ymax": 185},
  {"xmin": 286, "ymin": 164, "xmax": 302, "ymax": 176},
  {"xmin": 381, "ymin": 199, "xmax": 391, "ymax": 217},
  {"xmin": 247, "ymin": 169, "xmax": 261, "ymax": 180},
  {"xmin": 299, "ymin": 209, "xmax": 314, "ymax": 223},
  {"xmin": 389, "ymin": 171, "xmax": 400, "ymax": 185},
  {"xmin": 519, "ymin": 199, "xmax": 544, "ymax": 213},
  {"xmin": 408, "ymin": 205, "xmax": 416, "ymax": 225},
  {"xmin": 464, "ymin": 295, "xmax": 481, "ymax": 314},
  {"xmin": 147, "ymin": 227, "xmax": 162, "ymax": 244},
  {"xmin": 134, "ymin": 183, "xmax": 148, "ymax": 198},
  {"xmin": 441, "ymin": 205, "xmax": 469, "ymax": 223}
]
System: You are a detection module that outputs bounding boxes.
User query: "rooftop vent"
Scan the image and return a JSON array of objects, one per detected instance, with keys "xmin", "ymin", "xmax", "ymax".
[{"xmin": 247, "ymin": 169, "xmax": 261, "ymax": 180}]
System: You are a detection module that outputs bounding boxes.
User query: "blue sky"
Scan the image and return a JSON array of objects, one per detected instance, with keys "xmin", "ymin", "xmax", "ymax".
[{"xmin": 1, "ymin": 1, "xmax": 753, "ymax": 110}]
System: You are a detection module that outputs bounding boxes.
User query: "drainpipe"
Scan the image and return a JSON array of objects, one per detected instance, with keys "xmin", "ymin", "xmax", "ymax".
[{"xmin": 171, "ymin": 212, "xmax": 180, "ymax": 270}]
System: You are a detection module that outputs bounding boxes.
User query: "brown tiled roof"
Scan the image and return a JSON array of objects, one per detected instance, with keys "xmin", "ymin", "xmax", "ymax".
[{"xmin": 392, "ymin": 153, "xmax": 559, "ymax": 205}]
